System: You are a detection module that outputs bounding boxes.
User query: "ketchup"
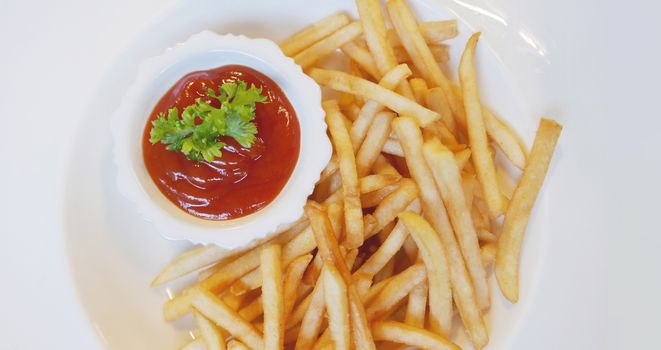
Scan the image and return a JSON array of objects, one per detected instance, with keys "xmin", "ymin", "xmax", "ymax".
[{"xmin": 142, "ymin": 65, "xmax": 300, "ymax": 220}]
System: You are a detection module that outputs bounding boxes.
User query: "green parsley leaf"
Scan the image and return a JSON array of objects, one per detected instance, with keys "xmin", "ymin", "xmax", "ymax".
[{"xmin": 149, "ymin": 79, "xmax": 267, "ymax": 162}]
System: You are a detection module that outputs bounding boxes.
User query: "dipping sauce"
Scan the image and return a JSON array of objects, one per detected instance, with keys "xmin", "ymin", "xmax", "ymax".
[{"xmin": 142, "ymin": 65, "xmax": 300, "ymax": 220}]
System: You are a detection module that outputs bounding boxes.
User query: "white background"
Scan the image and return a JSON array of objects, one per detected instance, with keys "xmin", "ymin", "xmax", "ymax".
[{"xmin": 0, "ymin": 0, "xmax": 659, "ymax": 349}]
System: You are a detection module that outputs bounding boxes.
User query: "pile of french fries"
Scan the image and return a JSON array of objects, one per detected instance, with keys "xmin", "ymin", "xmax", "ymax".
[{"xmin": 152, "ymin": 0, "xmax": 562, "ymax": 349}]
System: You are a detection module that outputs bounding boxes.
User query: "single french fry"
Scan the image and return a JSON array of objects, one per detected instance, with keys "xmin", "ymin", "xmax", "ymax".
[
  {"xmin": 294, "ymin": 276, "xmax": 326, "ymax": 350},
  {"xmin": 356, "ymin": 111, "xmax": 395, "ymax": 176},
  {"xmin": 482, "ymin": 107, "xmax": 527, "ymax": 169},
  {"xmin": 303, "ymin": 253, "xmax": 324, "ymax": 286},
  {"xmin": 341, "ymin": 41, "xmax": 381, "ymax": 80},
  {"xmin": 366, "ymin": 264, "xmax": 426, "ymax": 320},
  {"xmin": 189, "ymin": 288, "xmax": 264, "ymax": 350},
  {"xmin": 382, "ymin": 138, "xmax": 405, "ymax": 157},
  {"xmin": 387, "ymin": 20, "xmax": 458, "ymax": 47},
  {"xmin": 405, "ymin": 279, "xmax": 428, "ymax": 327},
  {"xmin": 496, "ymin": 118, "xmax": 562, "ymax": 302},
  {"xmin": 310, "ymin": 68, "xmax": 440, "ymax": 127},
  {"xmin": 356, "ymin": 220, "xmax": 408, "ymax": 277},
  {"xmin": 361, "ymin": 183, "xmax": 401, "ymax": 208},
  {"xmin": 280, "ymin": 13, "xmax": 351, "ymax": 56},
  {"xmin": 294, "ymin": 21, "xmax": 363, "ymax": 69},
  {"xmin": 324, "ymin": 100, "xmax": 364, "ymax": 248},
  {"xmin": 394, "ymin": 116, "xmax": 488, "ymax": 348},
  {"xmin": 323, "ymin": 265, "xmax": 351, "ymax": 350},
  {"xmin": 397, "ymin": 212, "xmax": 452, "ymax": 336},
  {"xmin": 360, "ymin": 173, "xmax": 401, "ymax": 194},
  {"xmin": 459, "ymin": 32, "xmax": 505, "ymax": 218},
  {"xmin": 261, "ymin": 245, "xmax": 285, "ymax": 350},
  {"xmin": 386, "ymin": 0, "xmax": 461, "ymax": 118},
  {"xmin": 394, "ymin": 44, "xmax": 450, "ymax": 64},
  {"xmin": 350, "ymin": 64, "xmax": 412, "ymax": 149},
  {"xmin": 152, "ymin": 245, "xmax": 230, "ymax": 286},
  {"xmin": 409, "ymin": 78, "xmax": 429, "ymax": 105},
  {"xmin": 319, "ymin": 155, "xmax": 339, "ymax": 183},
  {"xmin": 194, "ymin": 310, "xmax": 227, "ymax": 350},
  {"xmin": 426, "ymin": 87, "xmax": 455, "ymax": 134},
  {"xmin": 481, "ymin": 242, "xmax": 497, "ymax": 267},
  {"xmin": 283, "ymin": 254, "xmax": 314, "ymax": 319},
  {"xmin": 371, "ymin": 321, "xmax": 460, "ymax": 350},
  {"xmin": 373, "ymin": 178, "xmax": 419, "ymax": 232},
  {"xmin": 423, "ymin": 139, "xmax": 490, "ymax": 309}
]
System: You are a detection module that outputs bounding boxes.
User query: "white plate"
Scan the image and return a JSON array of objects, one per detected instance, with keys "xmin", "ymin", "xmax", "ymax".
[{"xmin": 53, "ymin": 0, "xmax": 612, "ymax": 349}]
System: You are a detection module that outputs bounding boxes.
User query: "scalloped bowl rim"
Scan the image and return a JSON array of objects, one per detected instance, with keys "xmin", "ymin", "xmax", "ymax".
[{"xmin": 111, "ymin": 31, "xmax": 330, "ymax": 249}]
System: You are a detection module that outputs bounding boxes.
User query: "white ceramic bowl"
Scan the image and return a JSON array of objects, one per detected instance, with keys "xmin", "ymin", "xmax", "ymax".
[{"xmin": 111, "ymin": 31, "xmax": 330, "ymax": 249}]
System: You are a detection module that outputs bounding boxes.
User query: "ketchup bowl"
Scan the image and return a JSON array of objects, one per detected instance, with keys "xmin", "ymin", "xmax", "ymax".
[{"xmin": 112, "ymin": 31, "xmax": 330, "ymax": 249}]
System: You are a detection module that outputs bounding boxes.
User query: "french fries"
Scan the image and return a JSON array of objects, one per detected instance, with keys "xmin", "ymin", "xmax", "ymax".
[
  {"xmin": 394, "ymin": 117, "xmax": 488, "ymax": 348},
  {"xmin": 294, "ymin": 21, "xmax": 363, "ymax": 69},
  {"xmin": 356, "ymin": 0, "xmax": 397, "ymax": 75},
  {"xmin": 371, "ymin": 321, "xmax": 459, "ymax": 350},
  {"xmin": 393, "ymin": 44, "xmax": 450, "ymax": 65},
  {"xmin": 188, "ymin": 288, "xmax": 264, "ymax": 349},
  {"xmin": 365, "ymin": 264, "xmax": 426, "ymax": 320},
  {"xmin": 350, "ymin": 64, "xmax": 412, "ymax": 149},
  {"xmin": 359, "ymin": 173, "xmax": 401, "ymax": 193},
  {"xmin": 386, "ymin": 0, "xmax": 460, "ymax": 116},
  {"xmin": 280, "ymin": 13, "xmax": 351, "ymax": 56},
  {"xmin": 152, "ymin": 245, "xmax": 230, "ymax": 287},
  {"xmin": 356, "ymin": 111, "xmax": 395, "ymax": 176},
  {"xmin": 496, "ymin": 118, "xmax": 562, "ymax": 302},
  {"xmin": 310, "ymin": 68, "xmax": 440, "ymax": 126},
  {"xmin": 156, "ymin": 5, "xmax": 562, "ymax": 350},
  {"xmin": 295, "ymin": 276, "xmax": 326, "ymax": 350},
  {"xmin": 405, "ymin": 280, "xmax": 427, "ymax": 327},
  {"xmin": 283, "ymin": 254, "xmax": 314, "ymax": 319},
  {"xmin": 356, "ymin": 220, "xmax": 408, "ymax": 277},
  {"xmin": 422, "ymin": 139, "xmax": 490, "ymax": 309},
  {"xmin": 193, "ymin": 310, "xmax": 226, "ymax": 350},
  {"xmin": 323, "ymin": 265, "xmax": 351, "ymax": 350},
  {"xmin": 341, "ymin": 41, "xmax": 381, "ymax": 80}
]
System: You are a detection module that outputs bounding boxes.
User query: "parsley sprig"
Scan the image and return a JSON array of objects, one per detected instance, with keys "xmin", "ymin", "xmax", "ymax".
[{"xmin": 149, "ymin": 80, "xmax": 268, "ymax": 162}]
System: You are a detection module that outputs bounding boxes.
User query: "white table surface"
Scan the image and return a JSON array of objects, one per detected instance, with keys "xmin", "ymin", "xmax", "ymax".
[{"xmin": 0, "ymin": 0, "xmax": 659, "ymax": 349}]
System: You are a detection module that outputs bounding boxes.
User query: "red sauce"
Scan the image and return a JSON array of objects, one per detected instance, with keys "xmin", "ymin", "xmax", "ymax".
[{"xmin": 142, "ymin": 65, "xmax": 300, "ymax": 220}]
